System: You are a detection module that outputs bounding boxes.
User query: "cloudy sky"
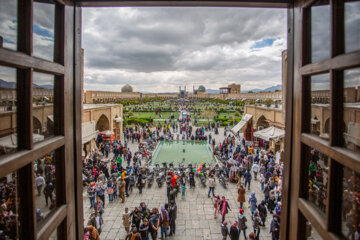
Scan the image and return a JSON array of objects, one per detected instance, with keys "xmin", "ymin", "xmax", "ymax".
[{"xmin": 82, "ymin": 7, "xmax": 287, "ymax": 93}]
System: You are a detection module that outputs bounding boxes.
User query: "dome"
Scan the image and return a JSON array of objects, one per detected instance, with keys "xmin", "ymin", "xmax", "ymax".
[
  {"xmin": 198, "ymin": 85, "xmax": 206, "ymax": 92},
  {"xmin": 121, "ymin": 84, "xmax": 133, "ymax": 92}
]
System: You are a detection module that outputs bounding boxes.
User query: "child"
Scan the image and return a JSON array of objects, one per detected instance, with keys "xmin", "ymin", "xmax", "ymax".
[
  {"xmin": 181, "ymin": 182, "xmax": 186, "ymax": 199},
  {"xmin": 122, "ymin": 207, "xmax": 131, "ymax": 234},
  {"xmin": 221, "ymin": 221, "xmax": 229, "ymax": 240}
]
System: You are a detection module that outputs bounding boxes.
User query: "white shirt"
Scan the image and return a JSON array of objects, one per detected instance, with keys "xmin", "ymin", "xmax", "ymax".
[{"xmin": 35, "ymin": 176, "xmax": 45, "ymax": 187}]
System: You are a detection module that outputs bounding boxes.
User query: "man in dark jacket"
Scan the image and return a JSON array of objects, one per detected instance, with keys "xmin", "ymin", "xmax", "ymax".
[
  {"xmin": 270, "ymin": 216, "xmax": 280, "ymax": 240},
  {"xmin": 229, "ymin": 221, "xmax": 239, "ymax": 240},
  {"xmin": 169, "ymin": 201, "xmax": 177, "ymax": 236},
  {"xmin": 221, "ymin": 221, "xmax": 229, "ymax": 240},
  {"xmin": 258, "ymin": 200, "xmax": 267, "ymax": 226}
]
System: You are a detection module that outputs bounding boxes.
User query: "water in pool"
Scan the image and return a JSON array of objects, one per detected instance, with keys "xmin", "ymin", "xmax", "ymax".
[{"xmin": 151, "ymin": 140, "xmax": 216, "ymax": 166}]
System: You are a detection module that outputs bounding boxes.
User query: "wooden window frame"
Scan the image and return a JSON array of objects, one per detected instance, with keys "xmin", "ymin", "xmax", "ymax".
[
  {"xmin": 289, "ymin": 0, "xmax": 360, "ymax": 239},
  {"xmin": 0, "ymin": 1, "xmax": 81, "ymax": 239}
]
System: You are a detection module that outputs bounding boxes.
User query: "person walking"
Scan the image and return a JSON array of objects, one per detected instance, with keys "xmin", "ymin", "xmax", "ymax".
[
  {"xmin": 213, "ymin": 195, "xmax": 221, "ymax": 219},
  {"xmin": 131, "ymin": 207, "xmax": 142, "ymax": 231},
  {"xmin": 251, "ymin": 162, "xmax": 260, "ymax": 180},
  {"xmin": 249, "ymin": 192, "xmax": 258, "ymax": 215},
  {"xmin": 139, "ymin": 218, "xmax": 149, "ymax": 240},
  {"xmin": 238, "ymin": 208, "xmax": 248, "ymax": 239},
  {"xmin": 181, "ymin": 182, "xmax": 186, "ymax": 199},
  {"xmin": 122, "ymin": 207, "xmax": 131, "ymax": 234},
  {"xmin": 149, "ymin": 209, "xmax": 160, "ymax": 240},
  {"xmin": 159, "ymin": 206, "xmax": 169, "ymax": 239},
  {"xmin": 119, "ymin": 179, "xmax": 126, "ymax": 203},
  {"xmin": 169, "ymin": 201, "xmax": 177, "ymax": 236},
  {"xmin": 208, "ymin": 174, "xmax": 216, "ymax": 198},
  {"xmin": 35, "ymin": 174, "xmax": 45, "ymax": 196},
  {"xmin": 219, "ymin": 196, "xmax": 231, "ymax": 223},
  {"xmin": 270, "ymin": 216, "xmax": 280, "ymax": 240},
  {"xmin": 43, "ymin": 181, "xmax": 54, "ymax": 206},
  {"xmin": 237, "ymin": 184, "xmax": 246, "ymax": 209},
  {"xmin": 252, "ymin": 211, "xmax": 261, "ymax": 240},
  {"xmin": 221, "ymin": 221, "xmax": 229, "ymax": 240},
  {"xmin": 244, "ymin": 170, "xmax": 252, "ymax": 190},
  {"xmin": 87, "ymin": 182, "xmax": 96, "ymax": 209},
  {"xmin": 229, "ymin": 221, "xmax": 239, "ymax": 240},
  {"xmin": 257, "ymin": 201, "xmax": 267, "ymax": 226}
]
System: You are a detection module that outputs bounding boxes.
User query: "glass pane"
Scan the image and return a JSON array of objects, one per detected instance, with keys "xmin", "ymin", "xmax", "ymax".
[
  {"xmin": 0, "ymin": 171, "xmax": 18, "ymax": 239},
  {"xmin": 341, "ymin": 166, "xmax": 360, "ymax": 239},
  {"xmin": 0, "ymin": 0, "xmax": 17, "ymax": 50},
  {"xmin": 311, "ymin": 2, "xmax": 330, "ymax": 63},
  {"xmin": 345, "ymin": 1, "xmax": 360, "ymax": 53},
  {"xmin": 34, "ymin": 151, "xmax": 56, "ymax": 228},
  {"xmin": 307, "ymin": 148, "xmax": 329, "ymax": 215},
  {"xmin": 306, "ymin": 220, "xmax": 322, "ymax": 239},
  {"xmin": 310, "ymin": 73, "xmax": 330, "ymax": 139},
  {"xmin": 33, "ymin": 1, "xmax": 55, "ymax": 61},
  {"xmin": 343, "ymin": 68, "xmax": 360, "ymax": 153},
  {"xmin": 33, "ymin": 72, "xmax": 54, "ymax": 143},
  {"xmin": 0, "ymin": 66, "xmax": 17, "ymax": 155}
]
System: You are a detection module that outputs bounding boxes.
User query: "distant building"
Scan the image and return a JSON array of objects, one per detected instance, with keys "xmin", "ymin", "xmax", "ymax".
[{"xmin": 121, "ymin": 84, "xmax": 133, "ymax": 92}]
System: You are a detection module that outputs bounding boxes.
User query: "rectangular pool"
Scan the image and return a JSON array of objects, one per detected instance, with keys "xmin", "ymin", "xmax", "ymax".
[{"xmin": 151, "ymin": 140, "xmax": 216, "ymax": 166}]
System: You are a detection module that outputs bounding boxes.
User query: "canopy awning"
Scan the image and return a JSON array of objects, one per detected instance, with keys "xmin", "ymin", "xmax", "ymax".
[
  {"xmin": 344, "ymin": 122, "xmax": 360, "ymax": 146},
  {"xmin": 311, "ymin": 118, "xmax": 320, "ymax": 124},
  {"xmin": 232, "ymin": 114, "xmax": 253, "ymax": 133},
  {"xmin": 114, "ymin": 117, "xmax": 123, "ymax": 122},
  {"xmin": 0, "ymin": 133, "xmax": 44, "ymax": 149},
  {"xmin": 254, "ymin": 126, "xmax": 285, "ymax": 142}
]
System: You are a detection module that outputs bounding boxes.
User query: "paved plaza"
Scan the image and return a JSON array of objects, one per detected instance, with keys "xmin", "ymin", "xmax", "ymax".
[{"xmin": 83, "ymin": 128, "xmax": 274, "ymax": 240}]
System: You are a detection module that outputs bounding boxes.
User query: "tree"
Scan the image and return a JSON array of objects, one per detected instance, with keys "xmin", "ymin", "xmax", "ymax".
[{"xmin": 200, "ymin": 110, "xmax": 217, "ymax": 121}]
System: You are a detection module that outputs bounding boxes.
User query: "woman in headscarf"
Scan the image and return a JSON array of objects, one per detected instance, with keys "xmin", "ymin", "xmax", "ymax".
[
  {"xmin": 219, "ymin": 196, "xmax": 231, "ymax": 223},
  {"xmin": 159, "ymin": 205, "xmax": 169, "ymax": 239},
  {"xmin": 237, "ymin": 184, "xmax": 246, "ymax": 209},
  {"xmin": 248, "ymin": 191, "xmax": 257, "ymax": 215}
]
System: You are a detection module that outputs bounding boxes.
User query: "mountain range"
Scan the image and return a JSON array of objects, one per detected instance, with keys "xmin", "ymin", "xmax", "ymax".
[
  {"xmin": 0, "ymin": 79, "xmax": 53, "ymax": 89},
  {"xmin": 206, "ymin": 84, "xmax": 282, "ymax": 94}
]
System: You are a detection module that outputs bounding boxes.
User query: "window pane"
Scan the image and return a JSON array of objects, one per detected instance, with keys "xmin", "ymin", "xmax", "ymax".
[
  {"xmin": 0, "ymin": 172, "xmax": 18, "ymax": 239},
  {"xmin": 306, "ymin": 220, "xmax": 322, "ymax": 239},
  {"xmin": 0, "ymin": 66, "xmax": 17, "ymax": 155},
  {"xmin": 0, "ymin": 0, "xmax": 17, "ymax": 50},
  {"xmin": 310, "ymin": 73, "xmax": 330, "ymax": 139},
  {"xmin": 32, "ymin": 72, "xmax": 54, "ymax": 143},
  {"xmin": 311, "ymin": 2, "xmax": 330, "ymax": 63},
  {"xmin": 307, "ymin": 148, "xmax": 329, "ymax": 215},
  {"xmin": 341, "ymin": 166, "xmax": 360, "ymax": 239},
  {"xmin": 34, "ymin": 151, "xmax": 56, "ymax": 228},
  {"xmin": 343, "ymin": 68, "xmax": 360, "ymax": 153},
  {"xmin": 345, "ymin": 1, "xmax": 360, "ymax": 53},
  {"xmin": 33, "ymin": 1, "xmax": 55, "ymax": 61}
]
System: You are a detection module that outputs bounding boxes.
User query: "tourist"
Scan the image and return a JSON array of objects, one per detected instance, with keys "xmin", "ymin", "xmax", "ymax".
[
  {"xmin": 221, "ymin": 221, "xmax": 229, "ymax": 240},
  {"xmin": 107, "ymin": 179, "xmax": 114, "ymax": 202},
  {"xmin": 213, "ymin": 195, "xmax": 221, "ymax": 219},
  {"xmin": 139, "ymin": 218, "xmax": 149, "ymax": 240},
  {"xmin": 229, "ymin": 221, "xmax": 239, "ymax": 240},
  {"xmin": 94, "ymin": 197, "xmax": 104, "ymax": 225},
  {"xmin": 43, "ymin": 180, "xmax": 54, "ymax": 206},
  {"xmin": 252, "ymin": 211, "xmax": 261, "ymax": 240},
  {"xmin": 149, "ymin": 208, "xmax": 160, "ymax": 240},
  {"xmin": 237, "ymin": 184, "xmax": 246, "ymax": 209},
  {"xmin": 125, "ymin": 224, "xmax": 141, "ymax": 240},
  {"xmin": 131, "ymin": 207, "xmax": 142, "ymax": 231},
  {"xmin": 237, "ymin": 208, "xmax": 247, "ymax": 239},
  {"xmin": 259, "ymin": 174, "xmax": 265, "ymax": 191},
  {"xmin": 258, "ymin": 201, "xmax": 267, "ymax": 226},
  {"xmin": 219, "ymin": 196, "xmax": 231, "ymax": 223},
  {"xmin": 169, "ymin": 201, "xmax": 177, "ymax": 236},
  {"xmin": 181, "ymin": 181, "xmax": 186, "ymax": 199},
  {"xmin": 252, "ymin": 162, "xmax": 260, "ymax": 180},
  {"xmin": 159, "ymin": 206, "xmax": 169, "ymax": 239},
  {"xmin": 97, "ymin": 182, "xmax": 106, "ymax": 208},
  {"xmin": 86, "ymin": 225, "xmax": 100, "ymax": 240},
  {"xmin": 244, "ymin": 170, "xmax": 252, "ymax": 190},
  {"xmin": 35, "ymin": 173, "xmax": 45, "ymax": 196},
  {"xmin": 123, "ymin": 207, "xmax": 132, "ymax": 234},
  {"xmin": 249, "ymin": 192, "xmax": 258, "ymax": 215},
  {"xmin": 119, "ymin": 178, "xmax": 126, "ymax": 203},
  {"xmin": 208, "ymin": 174, "xmax": 216, "ymax": 198},
  {"xmin": 270, "ymin": 216, "xmax": 280, "ymax": 240}
]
